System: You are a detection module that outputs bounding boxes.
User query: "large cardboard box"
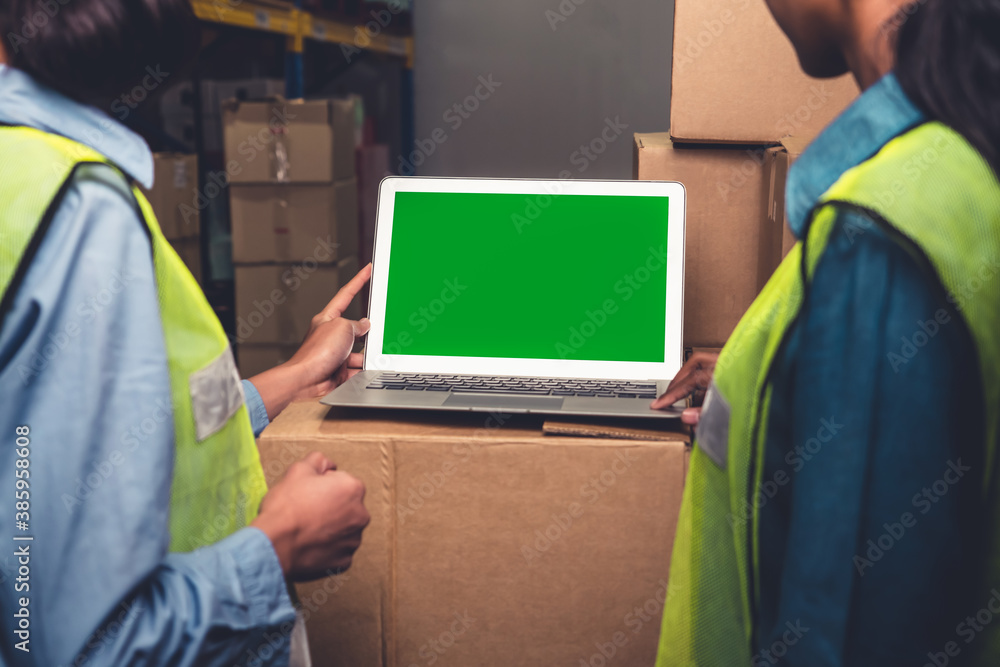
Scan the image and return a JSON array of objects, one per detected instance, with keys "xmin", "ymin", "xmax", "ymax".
[
  {"xmin": 223, "ymin": 98, "xmax": 356, "ymax": 185},
  {"xmin": 234, "ymin": 256, "xmax": 360, "ymax": 345},
  {"xmin": 230, "ymin": 180, "xmax": 359, "ymax": 264},
  {"xmin": 258, "ymin": 401, "xmax": 691, "ymax": 667},
  {"xmin": 634, "ymin": 132, "xmax": 785, "ymax": 347},
  {"xmin": 669, "ymin": 0, "xmax": 859, "ymax": 144},
  {"xmin": 142, "ymin": 153, "xmax": 199, "ymax": 240}
]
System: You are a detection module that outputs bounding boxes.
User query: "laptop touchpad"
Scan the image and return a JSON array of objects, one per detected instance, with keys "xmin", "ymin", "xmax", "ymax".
[{"xmin": 444, "ymin": 394, "xmax": 565, "ymax": 410}]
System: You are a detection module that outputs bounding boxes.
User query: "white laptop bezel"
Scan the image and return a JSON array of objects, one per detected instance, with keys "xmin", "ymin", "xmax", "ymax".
[{"xmin": 363, "ymin": 177, "xmax": 686, "ymax": 381}]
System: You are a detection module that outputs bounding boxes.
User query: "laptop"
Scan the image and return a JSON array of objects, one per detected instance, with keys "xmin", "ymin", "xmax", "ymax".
[{"xmin": 321, "ymin": 177, "xmax": 686, "ymax": 419}]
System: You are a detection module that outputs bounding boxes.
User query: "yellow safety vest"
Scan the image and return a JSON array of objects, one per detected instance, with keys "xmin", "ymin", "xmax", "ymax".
[
  {"xmin": 0, "ymin": 125, "xmax": 268, "ymax": 552},
  {"xmin": 657, "ymin": 121, "xmax": 1000, "ymax": 664}
]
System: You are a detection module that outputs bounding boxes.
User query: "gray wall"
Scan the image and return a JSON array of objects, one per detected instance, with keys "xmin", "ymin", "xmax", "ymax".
[{"xmin": 412, "ymin": 0, "xmax": 673, "ymax": 180}]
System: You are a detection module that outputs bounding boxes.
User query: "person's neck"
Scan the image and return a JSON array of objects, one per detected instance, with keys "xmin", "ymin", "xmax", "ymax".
[{"xmin": 840, "ymin": 0, "xmax": 910, "ymax": 90}]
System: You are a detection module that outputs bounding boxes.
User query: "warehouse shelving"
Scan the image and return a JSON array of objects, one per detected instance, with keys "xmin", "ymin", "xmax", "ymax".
[{"xmin": 190, "ymin": 1, "xmax": 413, "ymax": 61}]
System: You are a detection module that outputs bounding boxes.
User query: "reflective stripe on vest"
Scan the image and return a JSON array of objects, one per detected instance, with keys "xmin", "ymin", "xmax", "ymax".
[
  {"xmin": 656, "ymin": 121, "xmax": 1000, "ymax": 665},
  {"xmin": 0, "ymin": 126, "xmax": 268, "ymax": 552}
]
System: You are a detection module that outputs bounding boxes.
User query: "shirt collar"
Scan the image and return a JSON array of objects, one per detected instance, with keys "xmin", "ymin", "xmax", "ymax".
[
  {"xmin": 0, "ymin": 65, "xmax": 154, "ymax": 189},
  {"xmin": 786, "ymin": 72, "xmax": 925, "ymax": 237}
]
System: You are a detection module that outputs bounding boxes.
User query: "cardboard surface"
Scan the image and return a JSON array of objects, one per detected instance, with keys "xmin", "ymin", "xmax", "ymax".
[
  {"xmin": 236, "ymin": 343, "xmax": 298, "ymax": 378},
  {"xmin": 142, "ymin": 153, "xmax": 199, "ymax": 240},
  {"xmin": 543, "ymin": 419, "xmax": 690, "ymax": 441},
  {"xmin": 634, "ymin": 133, "xmax": 782, "ymax": 347},
  {"xmin": 669, "ymin": 0, "xmax": 859, "ymax": 144},
  {"xmin": 773, "ymin": 138, "xmax": 806, "ymax": 255},
  {"xmin": 230, "ymin": 180, "xmax": 359, "ymax": 263},
  {"xmin": 223, "ymin": 98, "xmax": 356, "ymax": 184},
  {"xmin": 257, "ymin": 401, "xmax": 691, "ymax": 667},
  {"xmin": 234, "ymin": 256, "xmax": 360, "ymax": 345}
]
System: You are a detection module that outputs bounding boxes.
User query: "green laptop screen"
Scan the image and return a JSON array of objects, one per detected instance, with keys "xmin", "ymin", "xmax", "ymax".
[{"xmin": 381, "ymin": 191, "xmax": 669, "ymax": 363}]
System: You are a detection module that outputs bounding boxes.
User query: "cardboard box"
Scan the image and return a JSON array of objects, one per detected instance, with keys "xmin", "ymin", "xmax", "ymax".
[
  {"xmin": 143, "ymin": 153, "xmax": 199, "ymax": 240},
  {"xmin": 230, "ymin": 180, "xmax": 359, "ymax": 264},
  {"xmin": 170, "ymin": 237, "xmax": 202, "ymax": 285},
  {"xmin": 634, "ymin": 132, "xmax": 784, "ymax": 347},
  {"xmin": 257, "ymin": 401, "xmax": 691, "ymax": 667},
  {"xmin": 669, "ymin": 0, "xmax": 859, "ymax": 144},
  {"xmin": 769, "ymin": 138, "xmax": 807, "ymax": 254},
  {"xmin": 237, "ymin": 344, "xmax": 299, "ymax": 378},
  {"xmin": 223, "ymin": 98, "xmax": 356, "ymax": 185},
  {"xmin": 234, "ymin": 256, "xmax": 360, "ymax": 345}
]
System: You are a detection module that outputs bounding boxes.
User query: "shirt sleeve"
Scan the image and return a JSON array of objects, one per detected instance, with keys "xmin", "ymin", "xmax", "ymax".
[
  {"xmin": 243, "ymin": 380, "xmax": 271, "ymax": 437},
  {"xmin": 0, "ymin": 169, "xmax": 296, "ymax": 667},
  {"xmin": 755, "ymin": 209, "xmax": 983, "ymax": 665}
]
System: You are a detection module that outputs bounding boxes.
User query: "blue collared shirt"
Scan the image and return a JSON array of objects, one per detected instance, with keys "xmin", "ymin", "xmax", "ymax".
[
  {"xmin": 756, "ymin": 73, "xmax": 982, "ymax": 664},
  {"xmin": 0, "ymin": 65, "xmax": 294, "ymax": 666}
]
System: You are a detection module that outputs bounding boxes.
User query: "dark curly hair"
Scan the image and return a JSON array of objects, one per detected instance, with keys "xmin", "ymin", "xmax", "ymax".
[
  {"xmin": 1, "ymin": 0, "xmax": 200, "ymax": 109},
  {"xmin": 895, "ymin": 0, "xmax": 1000, "ymax": 177}
]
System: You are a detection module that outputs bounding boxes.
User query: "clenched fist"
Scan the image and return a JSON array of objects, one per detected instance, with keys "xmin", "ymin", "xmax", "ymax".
[{"xmin": 252, "ymin": 452, "xmax": 371, "ymax": 581}]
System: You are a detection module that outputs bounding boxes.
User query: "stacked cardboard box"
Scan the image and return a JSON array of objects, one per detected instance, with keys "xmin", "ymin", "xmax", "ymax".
[
  {"xmin": 224, "ymin": 97, "xmax": 361, "ymax": 377},
  {"xmin": 636, "ymin": 0, "xmax": 859, "ymax": 348},
  {"xmin": 142, "ymin": 153, "xmax": 202, "ymax": 283}
]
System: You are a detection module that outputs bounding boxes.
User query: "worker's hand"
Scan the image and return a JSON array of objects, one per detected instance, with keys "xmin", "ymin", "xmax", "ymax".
[
  {"xmin": 651, "ymin": 351, "xmax": 719, "ymax": 425},
  {"xmin": 285, "ymin": 316, "xmax": 371, "ymax": 400},
  {"xmin": 249, "ymin": 264, "xmax": 372, "ymax": 419},
  {"xmin": 285, "ymin": 262, "xmax": 373, "ymax": 399},
  {"xmin": 252, "ymin": 452, "xmax": 371, "ymax": 581}
]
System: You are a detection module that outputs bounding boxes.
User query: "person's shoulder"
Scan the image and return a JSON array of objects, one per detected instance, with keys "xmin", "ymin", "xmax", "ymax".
[{"xmin": 55, "ymin": 163, "xmax": 150, "ymax": 243}]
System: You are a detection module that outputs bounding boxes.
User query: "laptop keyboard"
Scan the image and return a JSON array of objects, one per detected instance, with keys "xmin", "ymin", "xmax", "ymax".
[{"xmin": 366, "ymin": 373, "xmax": 658, "ymax": 399}]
